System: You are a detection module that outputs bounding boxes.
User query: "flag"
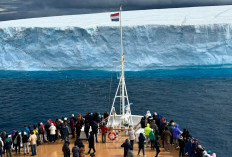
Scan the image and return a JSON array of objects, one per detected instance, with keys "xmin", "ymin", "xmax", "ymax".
[{"xmin": 110, "ymin": 12, "xmax": 119, "ymax": 21}]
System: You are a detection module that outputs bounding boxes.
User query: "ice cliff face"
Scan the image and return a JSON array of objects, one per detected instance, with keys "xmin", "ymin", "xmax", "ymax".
[{"xmin": 0, "ymin": 5, "xmax": 232, "ymax": 71}]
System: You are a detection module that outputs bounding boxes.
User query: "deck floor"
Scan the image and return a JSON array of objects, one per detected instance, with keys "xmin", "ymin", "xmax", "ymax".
[{"xmin": 11, "ymin": 132, "xmax": 180, "ymax": 157}]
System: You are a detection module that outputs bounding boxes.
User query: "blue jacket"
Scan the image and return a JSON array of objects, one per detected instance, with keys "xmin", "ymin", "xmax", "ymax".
[
  {"xmin": 22, "ymin": 127, "xmax": 30, "ymax": 136},
  {"xmin": 172, "ymin": 125, "xmax": 181, "ymax": 139}
]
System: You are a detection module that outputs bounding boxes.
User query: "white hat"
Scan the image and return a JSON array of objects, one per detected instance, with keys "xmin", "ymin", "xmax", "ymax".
[
  {"xmin": 72, "ymin": 114, "xmax": 74, "ymax": 117},
  {"xmin": 154, "ymin": 112, "xmax": 158, "ymax": 116},
  {"xmin": 64, "ymin": 117, "xmax": 67, "ymax": 121}
]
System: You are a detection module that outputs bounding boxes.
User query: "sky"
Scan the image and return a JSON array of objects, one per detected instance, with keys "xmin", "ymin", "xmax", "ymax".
[{"xmin": 0, "ymin": 0, "xmax": 232, "ymax": 21}]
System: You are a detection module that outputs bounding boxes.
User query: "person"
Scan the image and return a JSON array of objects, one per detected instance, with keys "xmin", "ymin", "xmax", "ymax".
[
  {"xmin": 92, "ymin": 121, "xmax": 99, "ymax": 143},
  {"xmin": 14, "ymin": 132, "xmax": 22, "ymax": 154},
  {"xmin": 153, "ymin": 112, "xmax": 160, "ymax": 130},
  {"xmin": 38, "ymin": 122, "xmax": 45, "ymax": 144},
  {"xmin": 192, "ymin": 139, "xmax": 199, "ymax": 157},
  {"xmin": 0, "ymin": 137, "xmax": 4, "ymax": 157},
  {"xmin": 140, "ymin": 116, "xmax": 146, "ymax": 129},
  {"xmin": 149, "ymin": 129, "xmax": 155, "ymax": 150},
  {"xmin": 29, "ymin": 132, "xmax": 37, "ymax": 156},
  {"xmin": 23, "ymin": 125, "xmax": 30, "ymax": 136},
  {"xmin": 121, "ymin": 139, "xmax": 132, "ymax": 157},
  {"xmin": 70, "ymin": 114, "xmax": 76, "ymax": 139},
  {"xmin": 100, "ymin": 123, "xmax": 108, "ymax": 143},
  {"xmin": 22, "ymin": 132, "xmax": 29, "ymax": 155},
  {"xmin": 76, "ymin": 114, "xmax": 84, "ymax": 138},
  {"xmin": 62, "ymin": 141, "xmax": 70, "ymax": 157},
  {"xmin": 195, "ymin": 145, "xmax": 204, "ymax": 157},
  {"xmin": 88, "ymin": 131, "xmax": 96, "ymax": 154},
  {"xmin": 84, "ymin": 122, "xmax": 90, "ymax": 140},
  {"xmin": 49, "ymin": 123, "xmax": 57, "ymax": 143},
  {"xmin": 128, "ymin": 126, "xmax": 135, "ymax": 150},
  {"xmin": 162, "ymin": 126, "xmax": 172, "ymax": 152},
  {"xmin": 5, "ymin": 135, "xmax": 12, "ymax": 157},
  {"xmin": 144, "ymin": 123, "xmax": 151, "ymax": 147},
  {"xmin": 172, "ymin": 124, "xmax": 182, "ymax": 148},
  {"xmin": 45, "ymin": 121, "xmax": 51, "ymax": 142},
  {"xmin": 72, "ymin": 144, "xmax": 79, "ymax": 157},
  {"xmin": 178, "ymin": 136, "xmax": 185, "ymax": 157},
  {"xmin": 0, "ymin": 131, "xmax": 7, "ymax": 154},
  {"xmin": 63, "ymin": 124, "xmax": 70, "ymax": 143},
  {"xmin": 77, "ymin": 140, "xmax": 85, "ymax": 157},
  {"xmin": 138, "ymin": 133, "xmax": 145, "ymax": 157},
  {"xmin": 154, "ymin": 136, "xmax": 160, "ymax": 157}
]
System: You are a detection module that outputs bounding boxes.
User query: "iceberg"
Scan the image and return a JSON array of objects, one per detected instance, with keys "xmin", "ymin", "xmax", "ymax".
[{"xmin": 0, "ymin": 5, "xmax": 232, "ymax": 71}]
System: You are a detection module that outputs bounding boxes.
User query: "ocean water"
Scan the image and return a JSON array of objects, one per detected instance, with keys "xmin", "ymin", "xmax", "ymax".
[{"xmin": 0, "ymin": 68, "xmax": 231, "ymax": 156}]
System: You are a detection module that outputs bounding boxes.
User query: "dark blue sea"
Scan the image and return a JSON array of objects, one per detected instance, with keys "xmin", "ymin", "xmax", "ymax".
[{"xmin": 0, "ymin": 68, "xmax": 231, "ymax": 156}]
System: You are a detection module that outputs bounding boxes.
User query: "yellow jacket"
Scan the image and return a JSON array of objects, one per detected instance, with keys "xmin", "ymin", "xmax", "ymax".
[{"xmin": 144, "ymin": 124, "xmax": 151, "ymax": 136}]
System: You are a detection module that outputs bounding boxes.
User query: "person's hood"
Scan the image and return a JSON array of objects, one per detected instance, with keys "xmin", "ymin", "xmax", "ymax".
[{"xmin": 146, "ymin": 124, "xmax": 150, "ymax": 127}]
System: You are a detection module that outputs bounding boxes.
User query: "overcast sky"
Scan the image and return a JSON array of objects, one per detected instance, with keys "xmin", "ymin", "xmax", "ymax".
[{"xmin": 0, "ymin": 0, "xmax": 232, "ymax": 21}]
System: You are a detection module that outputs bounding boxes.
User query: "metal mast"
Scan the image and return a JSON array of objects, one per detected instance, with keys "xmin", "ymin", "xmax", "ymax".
[
  {"xmin": 120, "ymin": 4, "xmax": 125, "ymax": 117},
  {"xmin": 108, "ymin": 4, "xmax": 132, "ymax": 127}
]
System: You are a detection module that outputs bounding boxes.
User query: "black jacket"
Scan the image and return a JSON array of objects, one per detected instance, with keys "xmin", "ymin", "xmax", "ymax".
[{"xmin": 62, "ymin": 143, "xmax": 70, "ymax": 157}]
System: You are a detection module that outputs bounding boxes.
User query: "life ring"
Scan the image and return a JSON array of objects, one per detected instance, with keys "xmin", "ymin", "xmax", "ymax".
[{"xmin": 108, "ymin": 131, "xmax": 117, "ymax": 141}]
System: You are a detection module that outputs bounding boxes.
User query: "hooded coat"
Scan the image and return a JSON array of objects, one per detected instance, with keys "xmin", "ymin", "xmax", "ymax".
[
  {"xmin": 121, "ymin": 139, "xmax": 131, "ymax": 157},
  {"xmin": 62, "ymin": 142, "xmax": 70, "ymax": 157},
  {"xmin": 72, "ymin": 146, "xmax": 80, "ymax": 157},
  {"xmin": 144, "ymin": 124, "xmax": 151, "ymax": 136},
  {"xmin": 172, "ymin": 125, "xmax": 181, "ymax": 139}
]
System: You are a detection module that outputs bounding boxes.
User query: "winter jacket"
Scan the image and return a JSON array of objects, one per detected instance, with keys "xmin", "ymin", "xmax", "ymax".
[
  {"xmin": 62, "ymin": 143, "xmax": 70, "ymax": 157},
  {"xmin": 76, "ymin": 119, "xmax": 84, "ymax": 131},
  {"xmin": 72, "ymin": 146, "xmax": 80, "ymax": 157},
  {"xmin": 49, "ymin": 125, "xmax": 56, "ymax": 135},
  {"xmin": 128, "ymin": 129, "xmax": 135, "ymax": 141},
  {"xmin": 172, "ymin": 125, "xmax": 181, "ymax": 139},
  {"xmin": 29, "ymin": 134, "xmax": 37, "ymax": 145},
  {"xmin": 70, "ymin": 118, "xmax": 75, "ymax": 130},
  {"xmin": 121, "ymin": 139, "xmax": 131, "ymax": 156},
  {"xmin": 100, "ymin": 126, "xmax": 108, "ymax": 134},
  {"xmin": 23, "ymin": 127, "xmax": 30, "ymax": 136},
  {"xmin": 162, "ymin": 130, "xmax": 171, "ymax": 141},
  {"xmin": 150, "ymin": 122, "xmax": 159, "ymax": 133},
  {"xmin": 63, "ymin": 126, "xmax": 69, "ymax": 136},
  {"xmin": 149, "ymin": 131, "xmax": 155, "ymax": 141},
  {"xmin": 140, "ymin": 117, "xmax": 146, "ymax": 128},
  {"xmin": 92, "ymin": 121, "xmax": 98, "ymax": 134},
  {"xmin": 22, "ymin": 134, "xmax": 29, "ymax": 143},
  {"xmin": 144, "ymin": 124, "xmax": 151, "ymax": 136}
]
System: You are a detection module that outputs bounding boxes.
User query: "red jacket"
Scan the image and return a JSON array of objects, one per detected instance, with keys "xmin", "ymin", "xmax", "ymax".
[{"xmin": 100, "ymin": 126, "xmax": 108, "ymax": 134}]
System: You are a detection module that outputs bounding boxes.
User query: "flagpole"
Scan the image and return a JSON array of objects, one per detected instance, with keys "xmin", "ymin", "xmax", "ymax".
[{"xmin": 120, "ymin": 4, "xmax": 125, "ymax": 118}]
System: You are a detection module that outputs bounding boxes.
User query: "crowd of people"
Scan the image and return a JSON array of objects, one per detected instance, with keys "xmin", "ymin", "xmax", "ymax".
[
  {"xmin": 0, "ymin": 111, "xmax": 109, "ymax": 157},
  {"xmin": 0, "ymin": 110, "xmax": 216, "ymax": 157},
  {"xmin": 121, "ymin": 111, "xmax": 216, "ymax": 157}
]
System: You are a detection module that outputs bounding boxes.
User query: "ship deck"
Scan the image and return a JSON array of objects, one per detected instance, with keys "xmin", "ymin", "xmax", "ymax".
[{"xmin": 11, "ymin": 131, "xmax": 179, "ymax": 157}]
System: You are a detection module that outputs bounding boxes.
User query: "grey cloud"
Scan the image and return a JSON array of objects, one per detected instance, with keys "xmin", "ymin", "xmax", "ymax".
[{"xmin": 1, "ymin": 0, "xmax": 232, "ymax": 21}]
